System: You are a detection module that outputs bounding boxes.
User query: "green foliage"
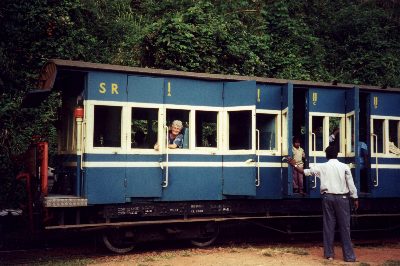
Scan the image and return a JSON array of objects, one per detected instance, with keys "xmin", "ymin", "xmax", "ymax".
[
  {"xmin": 262, "ymin": 1, "xmax": 331, "ymax": 81},
  {"xmin": 299, "ymin": 0, "xmax": 400, "ymax": 86},
  {"xmin": 141, "ymin": 1, "xmax": 271, "ymax": 75}
]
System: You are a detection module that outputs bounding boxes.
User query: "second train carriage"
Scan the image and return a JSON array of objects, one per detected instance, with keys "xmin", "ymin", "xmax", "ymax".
[{"xmin": 21, "ymin": 59, "xmax": 400, "ymax": 252}]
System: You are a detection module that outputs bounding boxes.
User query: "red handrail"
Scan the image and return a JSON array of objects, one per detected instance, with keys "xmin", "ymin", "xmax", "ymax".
[{"xmin": 37, "ymin": 142, "xmax": 48, "ymax": 197}]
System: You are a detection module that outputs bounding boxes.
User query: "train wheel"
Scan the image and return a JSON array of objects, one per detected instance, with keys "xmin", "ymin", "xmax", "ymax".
[
  {"xmin": 190, "ymin": 222, "xmax": 219, "ymax": 247},
  {"xmin": 102, "ymin": 230, "xmax": 135, "ymax": 254}
]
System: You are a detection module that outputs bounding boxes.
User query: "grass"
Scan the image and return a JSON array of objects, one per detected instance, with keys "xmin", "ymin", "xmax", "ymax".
[
  {"xmin": 181, "ymin": 250, "xmax": 192, "ymax": 257},
  {"xmin": 382, "ymin": 260, "xmax": 400, "ymax": 266},
  {"xmin": 261, "ymin": 249, "xmax": 273, "ymax": 257},
  {"xmin": 261, "ymin": 246, "xmax": 309, "ymax": 257},
  {"xmin": 142, "ymin": 256, "xmax": 156, "ymax": 262},
  {"xmin": 31, "ymin": 258, "xmax": 95, "ymax": 265},
  {"xmin": 283, "ymin": 247, "xmax": 309, "ymax": 256}
]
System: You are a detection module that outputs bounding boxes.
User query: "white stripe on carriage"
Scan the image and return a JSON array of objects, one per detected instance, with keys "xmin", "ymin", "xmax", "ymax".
[
  {"xmin": 76, "ymin": 161, "xmax": 283, "ymax": 168},
  {"xmin": 371, "ymin": 164, "xmax": 400, "ymax": 169},
  {"xmin": 64, "ymin": 161, "xmax": 400, "ymax": 169}
]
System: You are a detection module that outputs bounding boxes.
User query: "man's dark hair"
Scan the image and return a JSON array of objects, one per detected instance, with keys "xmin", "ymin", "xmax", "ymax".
[
  {"xmin": 293, "ymin": 136, "xmax": 301, "ymax": 144},
  {"xmin": 325, "ymin": 145, "xmax": 338, "ymax": 159}
]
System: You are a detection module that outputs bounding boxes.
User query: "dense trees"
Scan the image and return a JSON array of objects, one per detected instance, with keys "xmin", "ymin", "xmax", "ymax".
[{"xmin": 1, "ymin": 0, "xmax": 400, "ymax": 207}]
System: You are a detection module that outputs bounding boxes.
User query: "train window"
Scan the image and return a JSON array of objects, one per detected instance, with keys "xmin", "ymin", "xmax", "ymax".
[
  {"xmin": 166, "ymin": 109, "xmax": 190, "ymax": 149},
  {"xmin": 329, "ymin": 117, "xmax": 341, "ymax": 152},
  {"xmin": 59, "ymin": 96, "xmax": 77, "ymax": 153},
  {"xmin": 93, "ymin": 105, "xmax": 122, "ymax": 147},
  {"xmin": 229, "ymin": 110, "xmax": 252, "ymax": 150},
  {"xmin": 195, "ymin": 111, "xmax": 217, "ymax": 148},
  {"xmin": 372, "ymin": 119, "xmax": 384, "ymax": 153},
  {"xmin": 389, "ymin": 120, "xmax": 400, "ymax": 152},
  {"xmin": 347, "ymin": 115, "xmax": 355, "ymax": 153},
  {"xmin": 131, "ymin": 108, "xmax": 158, "ymax": 149},
  {"xmin": 311, "ymin": 116, "xmax": 324, "ymax": 151},
  {"xmin": 282, "ymin": 111, "xmax": 288, "ymax": 155},
  {"xmin": 256, "ymin": 113, "xmax": 277, "ymax": 150},
  {"xmin": 59, "ymin": 107, "xmax": 76, "ymax": 152}
]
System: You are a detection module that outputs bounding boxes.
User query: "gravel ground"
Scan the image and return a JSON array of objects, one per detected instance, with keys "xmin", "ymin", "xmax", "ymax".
[
  {"xmin": 1, "ymin": 220, "xmax": 399, "ymax": 265},
  {"xmin": 1, "ymin": 241, "xmax": 400, "ymax": 265}
]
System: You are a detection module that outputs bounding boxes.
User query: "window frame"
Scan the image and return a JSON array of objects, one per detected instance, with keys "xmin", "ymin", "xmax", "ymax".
[
  {"xmin": 345, "ymin": 111, "xmax": 355, "ymax": 156},
  {"xmin": 58, "ymin": 99, "xmax": 78, "ymax": 154},
  {"xmin": 85, "ymin": 100, "xmax": 127, "ymax": 154},
  {"xmin": 309, "ymin": 112, "xmax": 345, "ymax": 157},
  {"xmin": 130, "ymin": 106, "xmax": 160, "ymax": 150},
  {"xmin": 371, "ymin": 115, "xmax": 400, "ymax": 157},
  {"xmin": 255, "ymin": 109, "xmax": 281, "ymax": 155},
  {"xmin": 160, "ymin": 105, "xmax": 224, "ymax": 154},
  {"xmin": 223, "ymin": 106, "xmax": 256, "ymax": 154},
  {"xmin": 194, "ymin": 110, "xmax": 219, "ymax": 150}
]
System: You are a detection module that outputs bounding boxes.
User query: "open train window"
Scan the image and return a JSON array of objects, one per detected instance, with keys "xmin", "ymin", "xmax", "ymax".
[
  {"xmin": 196, "ymin": 111, "xmax": 217, "ymax": 148},
  {"xmin": 389, "ymin": 120, "xmax": 400, "ymax": 154},
  {"xmin": 166, "ymin": 109, "xmax": 190, "ymax": 149},
  {"xmin": 310, "ymin": 115, "xmax": 343, "ymax": 153},
  {"xmin": 256, "ymin": 113, "xmax": 277, "ymax": 150},
  {"xmin": 311, "ymin": 116, "xmax": 324, "ymax": 152},
  {"xmin": 131, "ymin": 107, "xmax": 158, "ymax": 149},
  {"xmin": 347, "ymin": 115, "xmax": 355, "ymax": 153},
  {"xmin": 59, "ymin": 97, "xmax": 77, "ymax": 153},
  {"xmin": 372, "ymin": 119, "xmax": 384, "ymax": 154},
  {"xmin": 329, "ymin": 116, "xmax": 342, "ymax": 153},
  {"xmin": 228, "ymin": 110, "xmax": 252, "ymax": 150},
  {"xmin": 93, "ymin": 105, "xmax": 122, "ymax": 147}
]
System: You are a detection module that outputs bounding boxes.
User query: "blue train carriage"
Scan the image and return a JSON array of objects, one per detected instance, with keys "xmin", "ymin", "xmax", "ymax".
[
  {"xmin": 292, "ymin": 84, "xmax": 400, "ymax": 198},
  {"xmin": 22, "ymin": 59, "xmax": 400, "ymax": 253}
]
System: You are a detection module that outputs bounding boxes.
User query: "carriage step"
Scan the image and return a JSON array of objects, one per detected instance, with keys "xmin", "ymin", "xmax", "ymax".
[{"xmin": 44, "ymin": 195, "xmax": 87, "ymax": 207}]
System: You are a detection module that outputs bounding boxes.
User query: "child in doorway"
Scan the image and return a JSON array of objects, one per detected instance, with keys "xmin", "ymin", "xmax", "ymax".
[{"xmin": 292, "ymin": 137, "xmax": 306, "ymax": 194}]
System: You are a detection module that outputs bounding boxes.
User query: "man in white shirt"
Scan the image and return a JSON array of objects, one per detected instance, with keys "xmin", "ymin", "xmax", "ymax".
[{"xmin": 288, "ymin": 145, "xmax": 359, "ymax": 262}]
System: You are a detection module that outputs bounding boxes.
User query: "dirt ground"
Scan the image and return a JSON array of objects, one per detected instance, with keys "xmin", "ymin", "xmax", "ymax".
[
  {"xmin": 89, "ymin": 242, "xmax": 400, "ymax": 266},
  {"xmin": 1, "ymin": 241, "xmax": 400, "ymax": 265}
]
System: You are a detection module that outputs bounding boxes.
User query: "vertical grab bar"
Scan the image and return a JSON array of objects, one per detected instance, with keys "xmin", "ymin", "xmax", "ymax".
[
  {"xmin": 162, "ymin": 125, "xmax": 169, "ymax": 188},
  {"xmin": 255, "ymin": 129, "xmax": 260, "ymax": 187},
  {"xmin": 311, "ymin": 132, "xmax": 317, "ymax": 189},
  {"xmin": 372, "ymin": 133, "xmax": 379, "ymax": 187},
  {"xmin": 80, "ymin": 121, "xmax": 85, "ymax": 170}
]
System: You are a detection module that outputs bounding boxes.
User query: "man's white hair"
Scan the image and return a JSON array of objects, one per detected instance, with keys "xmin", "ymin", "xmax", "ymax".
[{"xmin": 171, "ymin": 120, "xmax": 183, "ymax": 129}]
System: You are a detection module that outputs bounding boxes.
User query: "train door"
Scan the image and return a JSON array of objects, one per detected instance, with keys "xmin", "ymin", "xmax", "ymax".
[
  {"xmin": 222, "ymin": 81, "xmax": 257, "ymax": 196},
  {"xmin": 282, "ymin": 83, "xmax": 293, "ymax": 196},
  {"xmin": 292, "ymin": 86, "xmax": 311, "ymax": 196},
  {"xmin": 254, "ymin": 83, "xmax": 284, "ymax": 199},
  {"xmin": 345, "ymin": 87, "xmax": 361, "ymax": 192},
  {"xmin": 161, "ymin": 78, "xmax": 223, "ymax": 201},
  {"xmin": 359, "ymin": 92, "xmax": 371, "ymax": 193},
  {"xmin": 306, "ymin": 87, "xmax": 346, "ymax": 198},
  {"xmin": 369, "ymin": 91, "xmax": 400, "ymax": 197},
  {"xmin": 85, "ymin": 72, "xmax": 128, "ymax": 204},
  {"xmin": 126, "ymin": 76, "xmax": 164, "ymax": 198}
]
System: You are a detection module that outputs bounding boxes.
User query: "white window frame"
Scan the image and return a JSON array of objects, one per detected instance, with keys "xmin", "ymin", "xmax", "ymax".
[
  {"xmin": 223, "ymin": 105, "xmax": 256, "ymax": 154},
  {"xmin": 345, "ymin": 111, "xmax": 355, "ymax": 157},
  {"xmin": 128, "ymin": 103, "xmax": 162, "ymax": 154},
  {"xmin": 371, "ymin": 115, "xmax": 400, "ymax": 158},
  {"xmin": 84, "ymin": 100, "xmax": 126, "ymax": 154},
  {"xmin": 256, "ymin": 109, "xmax": 281, "ymax": 156},
  {"xmin": 309, "ymin": 112, "xmax": 345, "ymax": 157},
  {"xmin": 193, "ymin": 109, "xmax": 220, "ymax": 152},
  {"xmin": 281, "ymin": 108, "xmax": 288, "ymax": 156}
]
